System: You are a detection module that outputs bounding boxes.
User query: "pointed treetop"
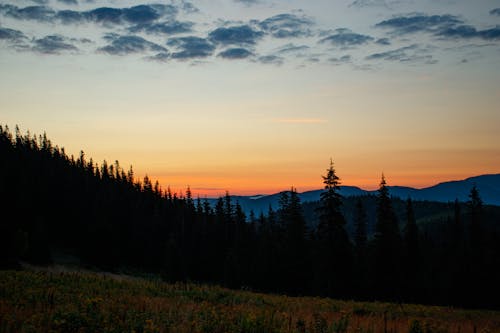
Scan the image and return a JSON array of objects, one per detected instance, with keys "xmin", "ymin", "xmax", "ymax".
[{"xmin": 322, "ymin": 158, "xmax": 341, "ymax": 191}]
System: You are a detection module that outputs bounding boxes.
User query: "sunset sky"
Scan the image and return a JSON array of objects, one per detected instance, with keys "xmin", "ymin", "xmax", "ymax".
[{"xmin": 1, "ymin": 0, "xmax": 499, "ymax": 196}]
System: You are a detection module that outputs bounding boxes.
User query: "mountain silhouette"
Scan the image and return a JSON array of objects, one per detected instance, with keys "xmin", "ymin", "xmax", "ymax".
[{"xmin": 211, "ymin": 174, "xmax": 500, "ymax": 215}]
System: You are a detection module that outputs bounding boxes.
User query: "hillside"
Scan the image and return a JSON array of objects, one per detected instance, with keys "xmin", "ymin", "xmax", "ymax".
[
  {"xmin": 1, "ymin": 269, "xmax": 499, "ymax": 333},
  {"xmin": 1, "ymin": 125, "xmax": 499, "ymax": 309}
]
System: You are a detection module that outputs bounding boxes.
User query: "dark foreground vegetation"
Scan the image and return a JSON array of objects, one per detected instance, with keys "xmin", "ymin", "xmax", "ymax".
[
  {"xmin": 0, "ymin": 125, "xmax": 499, "ymax": 309},
  {"xmin": 1, "ymin": 270, "xmax": 499, "ymax": 333}
]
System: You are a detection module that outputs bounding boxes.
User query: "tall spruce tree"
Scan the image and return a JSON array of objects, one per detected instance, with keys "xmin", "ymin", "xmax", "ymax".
[
  {"xmin": 374, "ymin": 174, "xmax": 401, "ymax": 299},
  {"xmin": 467, "ymin": 184, "xmax": 482, "ymax": 252},
  {"xmin": 465, "ymin": 184, "xmax": 484, "ymax": 305},
  {"xmin": 279, "ymin": 187, "xmax": 309, "ymax": 294},
  {"xmin": 314, "ymin": 160, "xmax": 352, "ymax": 297}
]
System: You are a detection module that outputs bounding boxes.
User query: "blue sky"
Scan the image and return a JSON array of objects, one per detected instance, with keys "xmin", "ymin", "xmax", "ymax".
[{"xmin": 1, "ymin": 0, "xmax": 500, "ymax": 195}]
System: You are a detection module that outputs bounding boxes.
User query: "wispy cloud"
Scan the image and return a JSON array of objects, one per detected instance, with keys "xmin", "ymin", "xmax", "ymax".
[
  {"xmin": 98, "ymin": 34, "xmax": 166, "ymax": 56},
  {"xmin": 375, "ymin": 14, "xmax": 463, "ymax": 35},
  {"xmin": 209, "ymin": 25, "xmax": 264, "ymax": 46},
  {"xmin": 33, "ymin": 35, "xmax": 78, "ymax": 54},
  {"xmin": 490, "ymin": 8, "xmax": 500, "ymax": 16},
  {"xmin": 259, "ymin": 13, "xmax": 314, "ymax": 39},
  {"xmin": 218, "ymin": 47, "xmax": 253, "ymax": 59},
  {"xmin": 366, "ymin": 44, "xmax": 437, "ymax": 64},
  {"xmin": 167, "ymin": 36, "xmax": 215, "ymax": 59},
  {"xmin": 320, "ymin": 28, "xmax": 373, "ymax": 47}
]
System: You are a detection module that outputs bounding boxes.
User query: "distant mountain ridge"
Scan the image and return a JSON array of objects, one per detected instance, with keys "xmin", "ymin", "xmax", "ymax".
[{"xmin": 210, "ymin": 174, "xmax": 500, "ymax": 215}]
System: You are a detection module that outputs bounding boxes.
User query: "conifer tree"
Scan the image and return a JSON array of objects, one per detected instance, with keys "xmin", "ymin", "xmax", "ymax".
[
  {"xmin": 374, "ymin": 174, "xmax": 401, "ymax": 299},
  {"xmin": 465, "ymin": 184, "xmax": 484, "ymax": 305},
  {"xmin": 314, "ymin": 160, "xmax": 352, "ymax": 297},
  {"xmin": 467, "ymin": 184, "xmax": 482, "ymax": 251}
]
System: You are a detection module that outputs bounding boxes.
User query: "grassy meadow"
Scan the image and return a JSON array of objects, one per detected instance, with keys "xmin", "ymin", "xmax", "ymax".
[{"xmin": 0, "ymin": 269, "xmax": 498, "ymax": 333}]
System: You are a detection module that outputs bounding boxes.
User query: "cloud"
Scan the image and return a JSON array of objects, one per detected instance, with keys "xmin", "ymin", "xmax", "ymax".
[
  {"xmin": 259, "ymin": 14, "xmax": 314, "ymax": 38},
  {"xmin": 234, "ymin": 0, "xmax": 260, "ymax": 6},
  {"xmin": 167, "ymin": 36, "xmax": 215, "ymax": 59},
  {"xmin": 437, "ymin": 25, "xmax": 500, "ymax": 40},
  {"xmin": 320, "ymin": 28, "xmax": 373, "ymax": 47},
  {"xmin": 181, "ymin": 2, "xmax": 199, "ymax": 14},
  {"xmin": 147, "ymin": 52, "xmax": 170, "ymax": 62},
  {"xmin": 349, "ymin": 0, "xmax": 406, "ymax": 8},
  {"xmin": 1, "ymin": 4, "xmax": 177, "ymax": 26},
  {"xmin": 218, "ymin": 47, "xmax": 253, "ymax": 59},
  {"xmin": 376, "ymin": 37, "xmax": 391, "ymax": 45},
  {"xmin": 0, "ymin": 5, "xmax": 55, "ymax": 22},
  {"xmin": 490, "ymin": 8, "xmax": 500, "ymax": 16},
  {"xmin": 375, "ymin": 14, "xmax": 463, "ymax": 35},
  {"xmin": 376, "ymin": 13, "xmax": 500, "ymax": 41},
  {"xmin": 55, "ymin": 10, "xmax": 84, "ymax": 24},
  {"xmin": 209, "ymin": 25, "xmax": 264, "ymax": 45},
  {"xmin": 258, "ymin": 55, "xmax": 284, "ymax": 65},
  {"xmin": 121, "ymin": 5, "xmax": 163, "ymax": 24},
  {"xmin": 276, "ymin": 43, "xmax": 310, "ymax": 54},
  {"xmin": 86, "ymin": 6, "xmax": 151, "ymax": 25},
  {"xmin": 98, "ymin": 35, "xmax": 166, "ymax": 55},
  {"xmin": 57, "ymin": 0, "xmax": 78, "ymax": 5},
  {"xmin": 366, "ymin": 44, "xmax": 437, "ymax": 64},
  {"xmin": 33, "ymin": 35, "xmax": 78, "ymax": 54},
  {"xmin": 328, "ymin": 55, "xmax": 352, "ymax": 64},
  {"xmin": 0, "ymin": 27, "xmax": 27, "ymax": 43},
  {"xmin": 129, "ymin": 21, "xmax": 193, "ymax": 35}
]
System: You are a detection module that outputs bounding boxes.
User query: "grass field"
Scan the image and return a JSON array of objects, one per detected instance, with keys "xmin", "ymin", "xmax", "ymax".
[{"xmin": 0, "ymin": 269, "xmax": 499, "ymax": 333}]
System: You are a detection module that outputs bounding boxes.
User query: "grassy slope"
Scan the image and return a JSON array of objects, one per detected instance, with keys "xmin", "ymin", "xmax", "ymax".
[{"xmin": 1, "ymin": 270, "xmax": 499, "ymax": 333}]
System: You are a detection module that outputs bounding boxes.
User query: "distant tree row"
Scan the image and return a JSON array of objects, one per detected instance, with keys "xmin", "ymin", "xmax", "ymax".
[{"xmin": 0, "ymin": 125, "xmax": 498, "ymax": 308}]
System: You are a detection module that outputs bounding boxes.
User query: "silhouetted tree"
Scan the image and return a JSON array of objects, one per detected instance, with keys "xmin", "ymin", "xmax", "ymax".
[
  {"xmin": 373, "ymin": 175, "xmax": 401, "ymax": 300},
  {"xmin": 313, "ymin": 160, "xmax": 352, "ymax": 297}
]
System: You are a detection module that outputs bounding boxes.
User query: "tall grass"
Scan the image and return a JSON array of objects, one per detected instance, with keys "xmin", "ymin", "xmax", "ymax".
[{"xmin": 0, "ymin": 270, "xmax": 498, "ymax": 333}]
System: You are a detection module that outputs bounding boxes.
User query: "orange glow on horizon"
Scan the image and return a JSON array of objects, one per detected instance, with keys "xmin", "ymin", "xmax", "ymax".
[{"xmin": 143, "ymin": 170, "xmax": 499, "ymax": 198}]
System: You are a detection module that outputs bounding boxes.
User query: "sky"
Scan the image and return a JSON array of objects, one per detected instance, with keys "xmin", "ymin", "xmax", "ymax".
[{"xmin": 1, "ymin": 0, "xmax": 499, "ymax": 196}]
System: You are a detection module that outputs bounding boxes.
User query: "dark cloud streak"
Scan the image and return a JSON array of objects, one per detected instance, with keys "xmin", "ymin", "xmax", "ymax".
[
  {"xmin": 57, "ymin": 0, "xmax": 78, "ymax": 5},
  {"xmin": 490, "ymin": 8, "xmax": 500, "ymax": 16},
  {"xmin": 33, "ymin": 35, "xmax": 78, "ymax": 54},
  {"xmin": 167, "ymin": 36, "xmax": 215, "ymax": 59},
  {"xmin": 366, "ymin": 44, "xmax": 437, "ymax": 64},
  {"xmin": 0, "ymin": 26, "xmax": 27, "ymax": 42},
  {"xmin": 218, "ymin": 48, "xmax": 253, "ymax": 59},
  {"xmin": 129, "ymin": 21, "xmax": 194, "ymax": 35},
  {"xmin": 259, "ymin": 14, "xmax": 314, "ymax": 38},
  {"xmin": 0, "ymin": 5, "xmax": 55, "ymax": 22},
  {"xmin": 258, "ymin": 55, "xmax": 283, "ymax": 65},
  {"xmin": 0, "ymin": 4, "xmax": 178, "ymax": 26},
  {"xmin": 98, "ymin": 35, "xmax": 166, "ymax": 55},
  {"xmin": 209, "ymin": 25, "xmax": 264, "ymax": 45},
  {"xmin": 320, "ymin": 28, "xmax": 373, "ymax": 47},
  {"xmin": 375, "ymin": 14, "xmax": 463, "ymax": 35}
]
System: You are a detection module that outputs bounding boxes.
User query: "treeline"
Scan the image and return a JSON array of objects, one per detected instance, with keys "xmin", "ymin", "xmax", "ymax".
[{"xmin": 0, "ymin": 126, "xmax": 499, "ymax": 309}]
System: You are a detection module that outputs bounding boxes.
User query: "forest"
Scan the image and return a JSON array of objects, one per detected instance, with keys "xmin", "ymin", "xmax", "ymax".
[{"xmin": 0, "ymin": 125, "xmax": 499, "ymax": 309}]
